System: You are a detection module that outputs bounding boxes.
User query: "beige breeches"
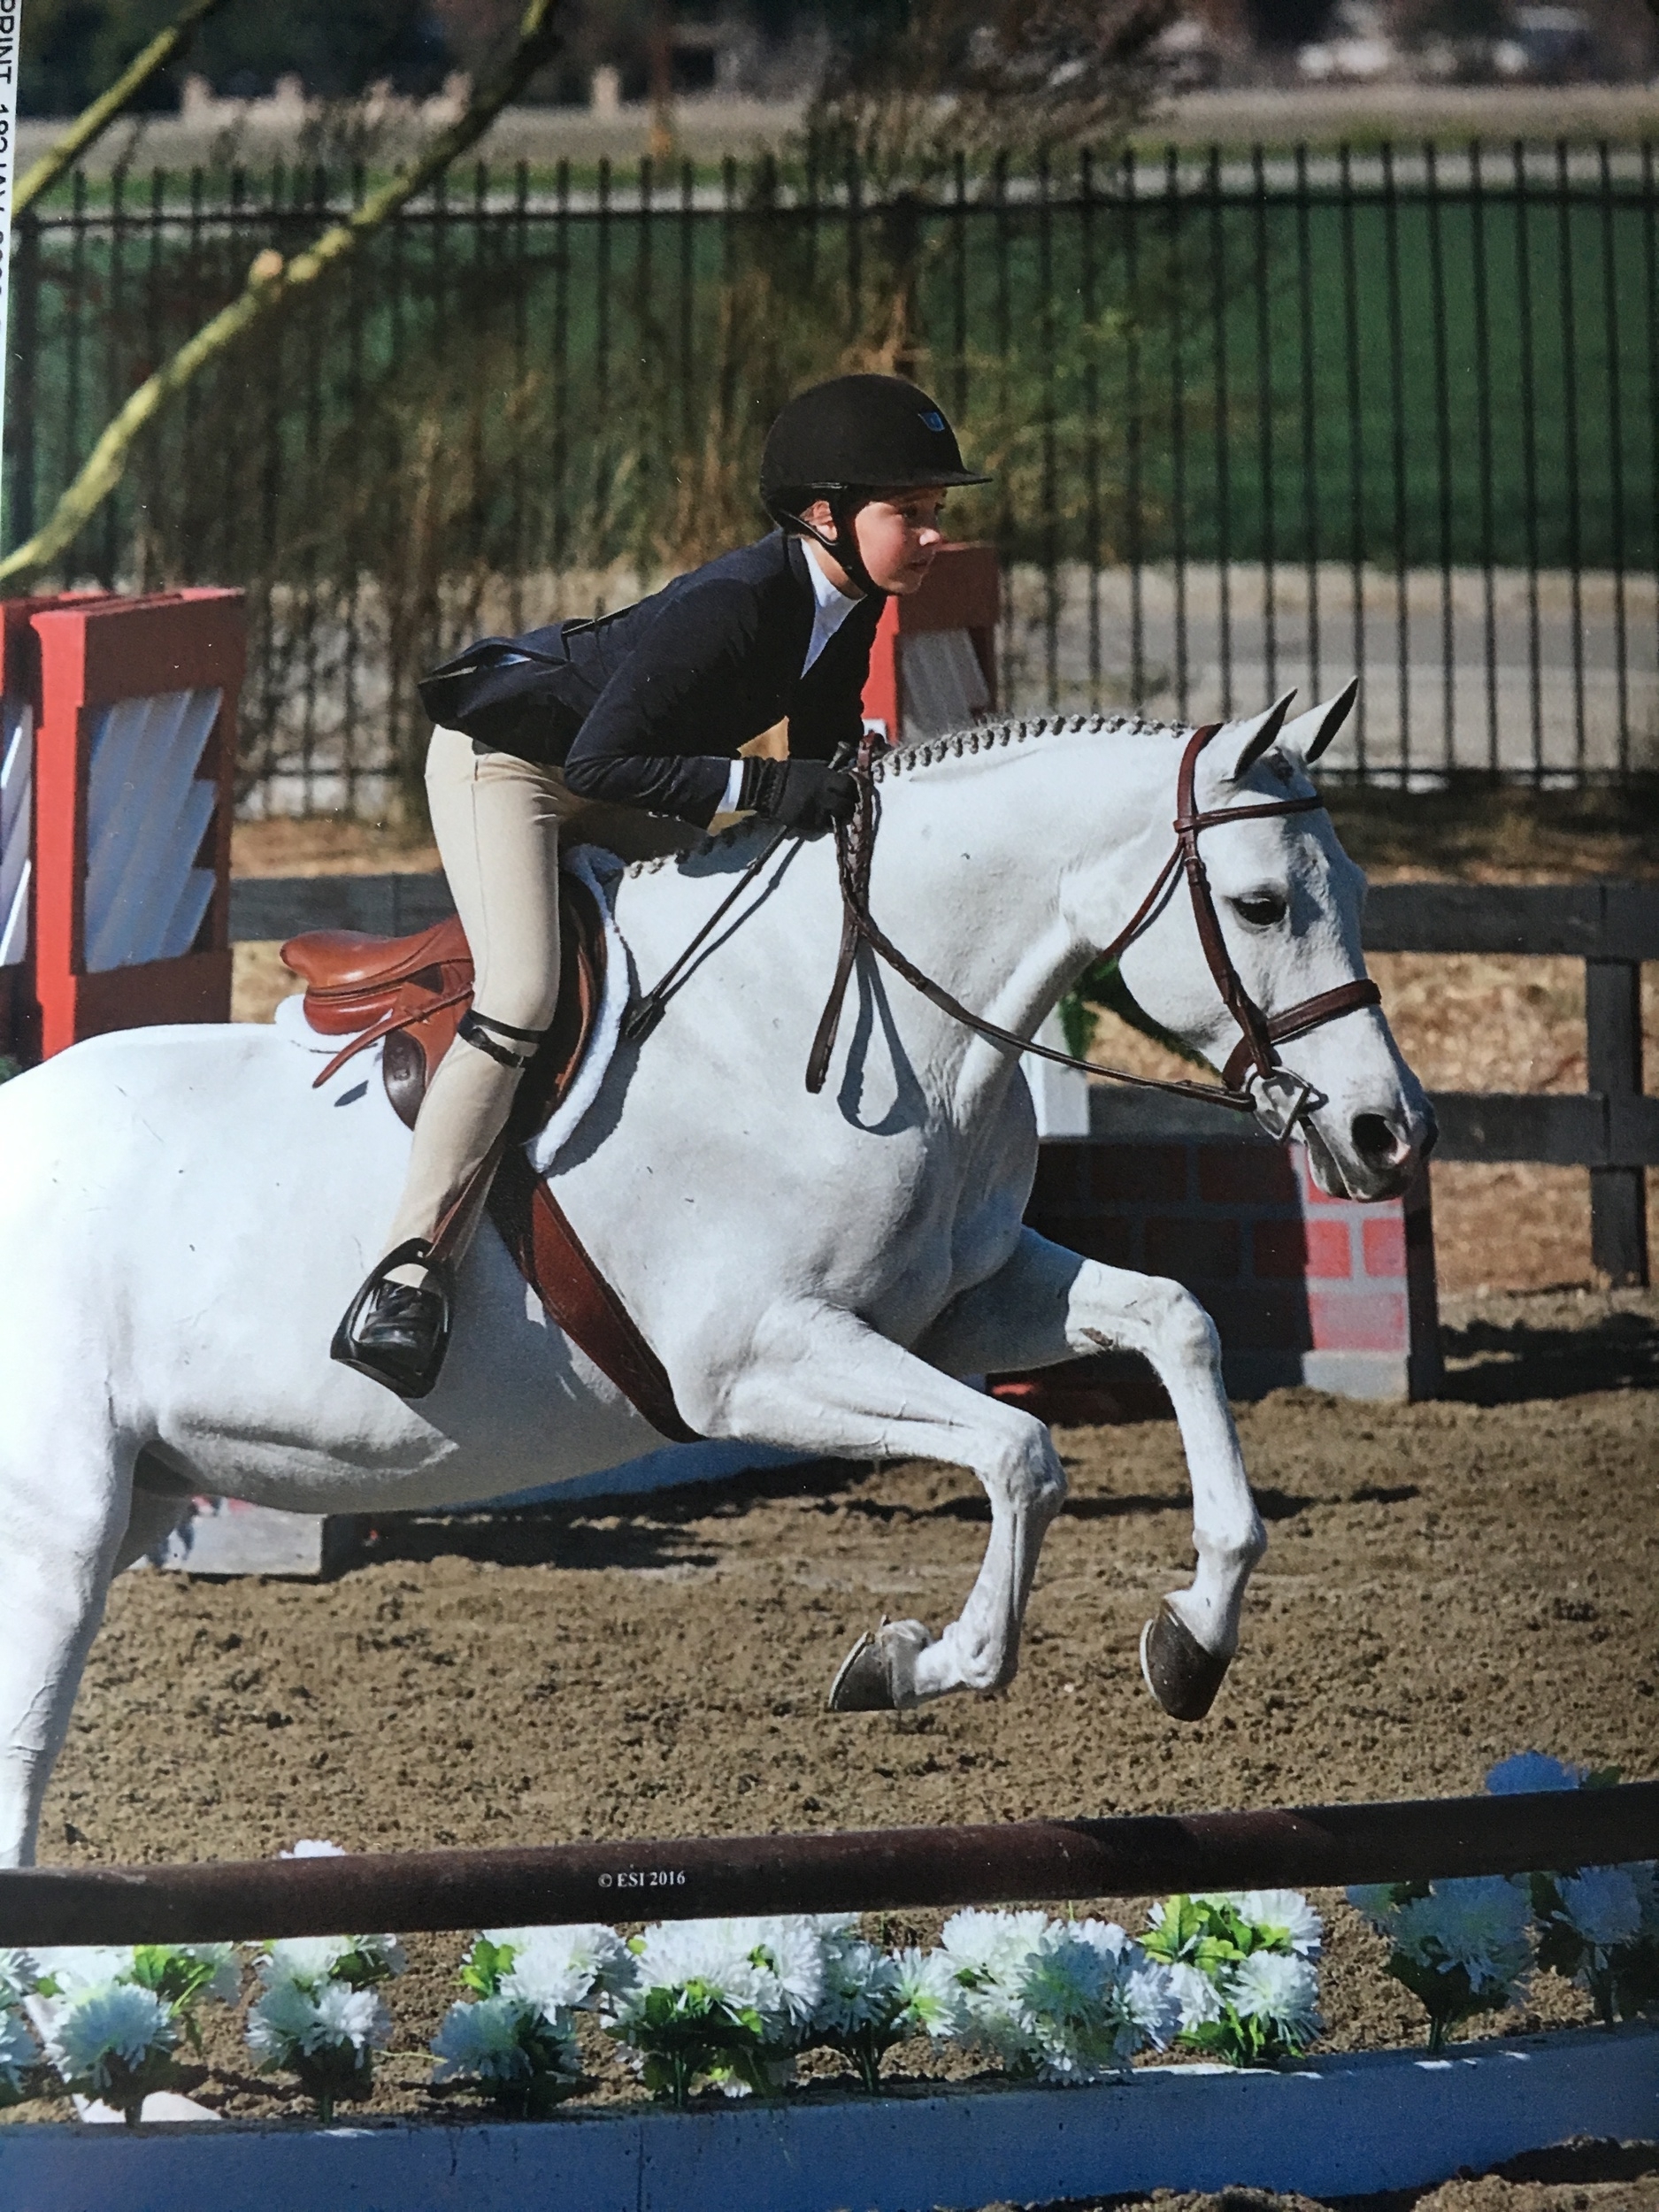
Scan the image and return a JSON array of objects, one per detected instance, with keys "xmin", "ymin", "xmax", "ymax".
[
  {"xmin": 380, "ymin": 727, "xmax": 581, "ymax": 1265},
  {"xmin": 380, "ymin": 728, "xmax": 701, "ymax": 1271}
]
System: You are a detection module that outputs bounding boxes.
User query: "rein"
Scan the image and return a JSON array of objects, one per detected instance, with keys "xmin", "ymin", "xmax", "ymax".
[{"xmin": 804, "ymin": 721, "xmax": 1381, "ymax": 1141}]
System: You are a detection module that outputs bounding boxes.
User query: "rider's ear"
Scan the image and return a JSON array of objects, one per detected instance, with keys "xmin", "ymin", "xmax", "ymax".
[
  {"xmin": 1278, "ymin": 678, "xmax": 1359, "ymax": 771},
  {"xmin": 1223, "ymin": 690, "xmax": 1297, "ymax": 783}
]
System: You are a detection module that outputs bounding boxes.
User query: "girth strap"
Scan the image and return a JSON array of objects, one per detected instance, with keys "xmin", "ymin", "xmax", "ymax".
[{"xmin": 487, "ymin": 1144, "xmax": 701, "ymax": 1445}]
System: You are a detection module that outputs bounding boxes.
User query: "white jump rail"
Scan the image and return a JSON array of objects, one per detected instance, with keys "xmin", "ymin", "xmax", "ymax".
[{"xmin": 1, "ymin": 2025, "xmax": 1653, "ymax": 2212}]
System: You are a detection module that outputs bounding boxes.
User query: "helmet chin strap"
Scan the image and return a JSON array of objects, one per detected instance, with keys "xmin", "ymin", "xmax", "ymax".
[{"xmin": 780, "ymin": 490, "xmax": 886, "ymax": 599}]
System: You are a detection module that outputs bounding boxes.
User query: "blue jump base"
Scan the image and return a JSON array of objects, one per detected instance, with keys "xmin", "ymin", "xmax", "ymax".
[{"xmin": 4, "ymin": 2025, "xmax": 1654, "ymax": 2212}]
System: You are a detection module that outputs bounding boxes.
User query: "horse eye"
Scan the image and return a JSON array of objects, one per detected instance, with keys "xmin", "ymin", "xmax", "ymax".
[{"xmin": 1233, "ymin": 893, "xmax": 1287, "ymax": 928}]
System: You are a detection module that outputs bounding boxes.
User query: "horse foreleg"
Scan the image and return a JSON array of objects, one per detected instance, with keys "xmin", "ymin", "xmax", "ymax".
[
  {"xmin": 0, "ymin": 1417, "xmax": 135, "ymax": 1865},
  {"xmin": 707, "ymin": 1304, "xmax": 1065, "ymax": 1709},
  {"xmin": 916, "ymin": 1228, "xmax": 1264, "ymax": 1720}
]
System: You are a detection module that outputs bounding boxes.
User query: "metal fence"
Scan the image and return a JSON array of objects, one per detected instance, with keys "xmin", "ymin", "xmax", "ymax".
[{"xmin": 4, "ymin": 142, "xmax": 1657, "ymax": 810}]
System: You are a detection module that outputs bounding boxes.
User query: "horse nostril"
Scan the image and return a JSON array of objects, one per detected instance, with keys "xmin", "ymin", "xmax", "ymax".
[{"xmin": 1352, "ymin": 1112, "xmax": 1407, "ymax": 1168}]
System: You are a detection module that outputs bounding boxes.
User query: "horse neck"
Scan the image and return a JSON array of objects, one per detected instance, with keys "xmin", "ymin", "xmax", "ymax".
[{"xmin": 863, "ymin": 723, "xmax": 1176, "ymax": 1102}]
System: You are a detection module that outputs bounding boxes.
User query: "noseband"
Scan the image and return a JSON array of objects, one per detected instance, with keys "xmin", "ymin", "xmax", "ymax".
[{"xmin": 805, "ymin": 718, "xmax": 1381, "ymax": 1142}]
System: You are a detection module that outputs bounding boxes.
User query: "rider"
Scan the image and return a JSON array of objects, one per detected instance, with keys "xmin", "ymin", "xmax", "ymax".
[{"xmin": 334, "ymin": 372, "xmax": 990, "ymax": 1397}]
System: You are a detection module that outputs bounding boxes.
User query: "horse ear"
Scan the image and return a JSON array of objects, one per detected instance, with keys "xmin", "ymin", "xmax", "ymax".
[
  {"xmin": 1222, "ymin": 691, "xmax": 1297, "ymax": 783},
  {"xmin": 1279, "ymin": 678, "xmax": 1359, "ymax": 768}
]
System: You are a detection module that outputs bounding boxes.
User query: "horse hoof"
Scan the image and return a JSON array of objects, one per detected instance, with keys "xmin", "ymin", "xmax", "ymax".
[
  {"xmin": 1140, "ymin": 1604, "xmax": 1231, "ymax": 1722},
  {"xmin": 828, "ymin": 1621, "xmax": 929, "ymax": 1712}
]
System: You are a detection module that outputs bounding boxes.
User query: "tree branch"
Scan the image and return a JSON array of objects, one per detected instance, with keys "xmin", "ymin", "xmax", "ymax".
[
  {"xmin": 15, "ymin": 0, "xmax": 240, "ymax": 217},
  {"xmin": 1, "ymin": 0, "xmax": 565, "ymax": 590}
]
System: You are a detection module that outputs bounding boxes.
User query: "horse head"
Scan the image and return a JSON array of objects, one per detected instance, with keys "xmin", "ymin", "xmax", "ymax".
[{"xmin": 1091, "ymin": 686, "xmax": 1434, "ymax": 1203}]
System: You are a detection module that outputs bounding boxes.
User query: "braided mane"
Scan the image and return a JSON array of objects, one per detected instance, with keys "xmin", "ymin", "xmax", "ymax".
[
  {"xmin": 623, "ymin": 710, "xmax": 1187, "ymax": 876},
  {"xmin": 872, "ymin": 709, "xmax": 1185, "ymax": 780}
]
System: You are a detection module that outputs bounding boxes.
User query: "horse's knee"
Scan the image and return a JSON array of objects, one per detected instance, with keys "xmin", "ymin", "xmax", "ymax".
[{"xmin": 1142, "ymin": 1280, "xmax": 1222, "ymax": 1373}]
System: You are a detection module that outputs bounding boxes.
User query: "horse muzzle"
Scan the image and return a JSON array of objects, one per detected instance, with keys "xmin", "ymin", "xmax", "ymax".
[{"xmin": 1302, "ymin": 1091, "xmax": 1435, "ymax": 1203}]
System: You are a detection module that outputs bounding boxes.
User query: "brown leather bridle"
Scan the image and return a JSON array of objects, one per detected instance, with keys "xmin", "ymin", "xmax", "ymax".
[{"xmin": 805, "ymin": 718, "xmax": 1382, "ymax": 1142}]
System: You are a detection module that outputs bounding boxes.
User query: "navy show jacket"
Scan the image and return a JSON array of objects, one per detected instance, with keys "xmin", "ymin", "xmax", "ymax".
[{"xmin": 518, "ymin": 530, "xmax": 885, "ymax": 826}]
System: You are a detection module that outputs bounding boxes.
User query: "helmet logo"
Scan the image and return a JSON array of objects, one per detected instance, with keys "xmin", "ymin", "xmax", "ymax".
[{"xmin": 919, "ymin": 411, "xmax": 947, "ymax": 432}]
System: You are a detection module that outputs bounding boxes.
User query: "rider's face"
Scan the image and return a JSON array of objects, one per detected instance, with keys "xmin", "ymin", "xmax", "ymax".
[
  {"xmin": 852, "ymin": 490, "xmax": 947, "ymax": 594},
  {"xmin": 799, "ymin": 490, "xmax": 947, "ymax": 595}
]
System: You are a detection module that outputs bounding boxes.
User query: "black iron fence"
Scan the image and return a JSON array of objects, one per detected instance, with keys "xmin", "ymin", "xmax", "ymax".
[{"xmin": 4, "ymin": 142, "xmax": 1657, "ymax": 810}]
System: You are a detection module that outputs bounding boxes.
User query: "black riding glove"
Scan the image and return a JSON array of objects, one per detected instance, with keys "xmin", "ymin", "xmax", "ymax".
[{"xmin": 739, "ymin": 757, "xmax": 858, "ymax": 838}]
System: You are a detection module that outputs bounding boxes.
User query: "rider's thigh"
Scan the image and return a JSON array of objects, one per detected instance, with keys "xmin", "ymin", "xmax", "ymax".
[{"xmin": 426, "ymin": 728, "xmax": 580, "ymax": 1034}]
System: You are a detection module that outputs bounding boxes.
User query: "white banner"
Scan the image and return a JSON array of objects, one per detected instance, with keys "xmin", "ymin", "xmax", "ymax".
[{"xmin": 0, "ymin": 1, "xmax": 19, "ymax": 538}]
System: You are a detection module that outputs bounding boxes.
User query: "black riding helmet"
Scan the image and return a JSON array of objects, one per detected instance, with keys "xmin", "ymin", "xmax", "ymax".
[{"xmin": 759, "ymin": 373, "xmax": 990, "ymax": 595}]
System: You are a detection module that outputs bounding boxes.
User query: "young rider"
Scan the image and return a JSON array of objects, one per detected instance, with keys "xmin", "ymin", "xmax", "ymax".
[{"xmin": 334, "ymin": 372, "xmax": 990, "ymax": 1397}]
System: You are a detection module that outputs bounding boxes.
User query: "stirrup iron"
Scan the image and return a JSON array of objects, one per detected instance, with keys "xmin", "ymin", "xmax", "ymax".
[{"xmin": 331, "ymin": 1239, "xmax": 456, "ymax": 1400}]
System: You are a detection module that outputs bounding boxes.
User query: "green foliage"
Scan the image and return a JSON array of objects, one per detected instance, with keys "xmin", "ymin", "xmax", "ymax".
[
  {"xmin": 1141, "ymin": 1893, "xmax": 1320, "ymax": 2069},
  {"xmin": 457, "ymin": 1937, "xmax": 518, "ymax": 2000},
  {"xmin": 1070, "ymin": 957, "xmax": 1210, "ymax": 1068},
  {"xmin": 128, "ymin": 1945, "xmax": 234, "ymax": 2055},
  {"xmin": 610, "ymin": 1978, "xmax": 772, "ymax": 2109}
]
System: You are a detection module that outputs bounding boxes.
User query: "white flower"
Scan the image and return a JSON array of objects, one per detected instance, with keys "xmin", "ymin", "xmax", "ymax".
[
  {"xmin": 1225, "ymin": 1949, "xmax": 1321, "ymax": 2041},
  {"xmin": 1557, "ymin": 1867, "xmax": 1645, "ymax": 1956},
  {"xmin": 246, "ymin": 1978, "xmax": 322, "ymax": 2064},
  {"xmin": 487, "ymin": 1924, "xmax": 635, "ymax": 2011},
  {"xmin": 261, "ymin": 1933, "xmax": 405, "ymax": 1993},
  {"xmin": 0, "ymin": 2008, "xmax": 34, "ymax": 2093},
  {"xmin": 432, "ymin": 1994, "xmax": 573, "ymax": 2086},
  {"xmin": 1201, "ymin": 1890, "xmax": 1324, "ymax": 1958},
  {"xmin": 611, "ymin": 1919, "xmax": 774, "ymax": 2031},
  {"xmin": 313, "ymin": 1982, "xmax": 391, "ymax": 2055},
  {"xmin": 49, "ymin": 1984, "xmax": 176, "ymax": 2090},
  {"xmin": 260, "ymin": 1937, "xmax": 356, "ymax": 1991},
  {"xmin": 1394, "ymin": 1878, "xmax": 1533, "ymax": 1998},
  {"xmin": 812, "ymin": 1933, "xmax": 902, "ymax": 2037},
  {"xmin": 27, "ymin": 1947, "xmax": 134, "ymax": 1996},
  {"xmin": 939, "ymin": 1909, "xmax": 1049, "ymax": 1992},
  {"xmin": 954, "ymin": 1918, "xmax": 1177, "ymax": 2085},
  {"xmin": 248, "ymin": 1976, "xmax": 389, "ymax": 2064},
  {"xmin": 741, "ymin": 1917, "xmax": 826, "ymax": 2032},
  {"xmin": 889, "ymin": 1948, "xmax": 969, "ymax": 2039},
  {"xmin": 1485, "ymin": 1751, "xmax": 1586, "ymax": 1796},
  {"xmin": 1167, "ymin": 1960, "xmax": 1224, "ymax": 2031}
]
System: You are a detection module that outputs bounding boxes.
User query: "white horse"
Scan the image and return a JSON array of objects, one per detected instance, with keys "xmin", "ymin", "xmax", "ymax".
[{"xmin": 0, "ymin": 694, "xmax": 1431, "ymax": 1865}]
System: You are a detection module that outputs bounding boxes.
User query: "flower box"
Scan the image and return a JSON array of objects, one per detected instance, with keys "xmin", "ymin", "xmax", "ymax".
[{"xmin": 0, "ymin": 2024, "xmax": 1651, "ymax": 2212}]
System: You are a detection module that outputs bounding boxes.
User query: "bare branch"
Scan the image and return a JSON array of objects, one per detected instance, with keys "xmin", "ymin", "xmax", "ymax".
[
  {"xmin": 15, "ymin": 0, "xmax": 239, "ymax": 217},
  {"xmin": 0, "ymin": 0, "xmax": 565, "ymax": 591}
]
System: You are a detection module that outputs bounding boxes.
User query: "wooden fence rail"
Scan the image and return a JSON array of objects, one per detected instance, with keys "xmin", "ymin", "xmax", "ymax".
[
  {"xmin": 232, "ymin": 872, "xmax": 1657, "ymax": 1285},
  {"xmin": 2, "ymin": 1784, "xmax": 1654, "ymax": 1947}
]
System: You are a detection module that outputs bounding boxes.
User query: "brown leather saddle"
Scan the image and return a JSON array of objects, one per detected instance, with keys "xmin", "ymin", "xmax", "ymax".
[{"xmin": 281, "ymin": 880, "xmax": 697, "ymax": 1442}]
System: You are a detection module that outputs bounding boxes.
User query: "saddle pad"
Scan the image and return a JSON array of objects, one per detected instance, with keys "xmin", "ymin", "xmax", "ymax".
[{"xmin": 280, "ymin": 872, "xmax": 699, "ymax": 1443}]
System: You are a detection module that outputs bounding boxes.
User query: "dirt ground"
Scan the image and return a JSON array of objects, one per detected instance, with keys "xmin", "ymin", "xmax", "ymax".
[{"xmin": 11, "ymin": 1286, "xmax": 1655, "ymax": 2209}]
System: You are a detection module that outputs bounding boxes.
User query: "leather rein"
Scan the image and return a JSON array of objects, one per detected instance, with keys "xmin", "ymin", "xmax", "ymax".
[{"xmin": 803, "ymin": 719, "xmax": 1381, "ymax": 1142}]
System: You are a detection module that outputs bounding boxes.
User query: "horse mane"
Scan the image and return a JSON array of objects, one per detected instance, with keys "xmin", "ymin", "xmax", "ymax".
[{"xmin": 621, "ymin": 710, "xmax": 1188, "ymax": 878}]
